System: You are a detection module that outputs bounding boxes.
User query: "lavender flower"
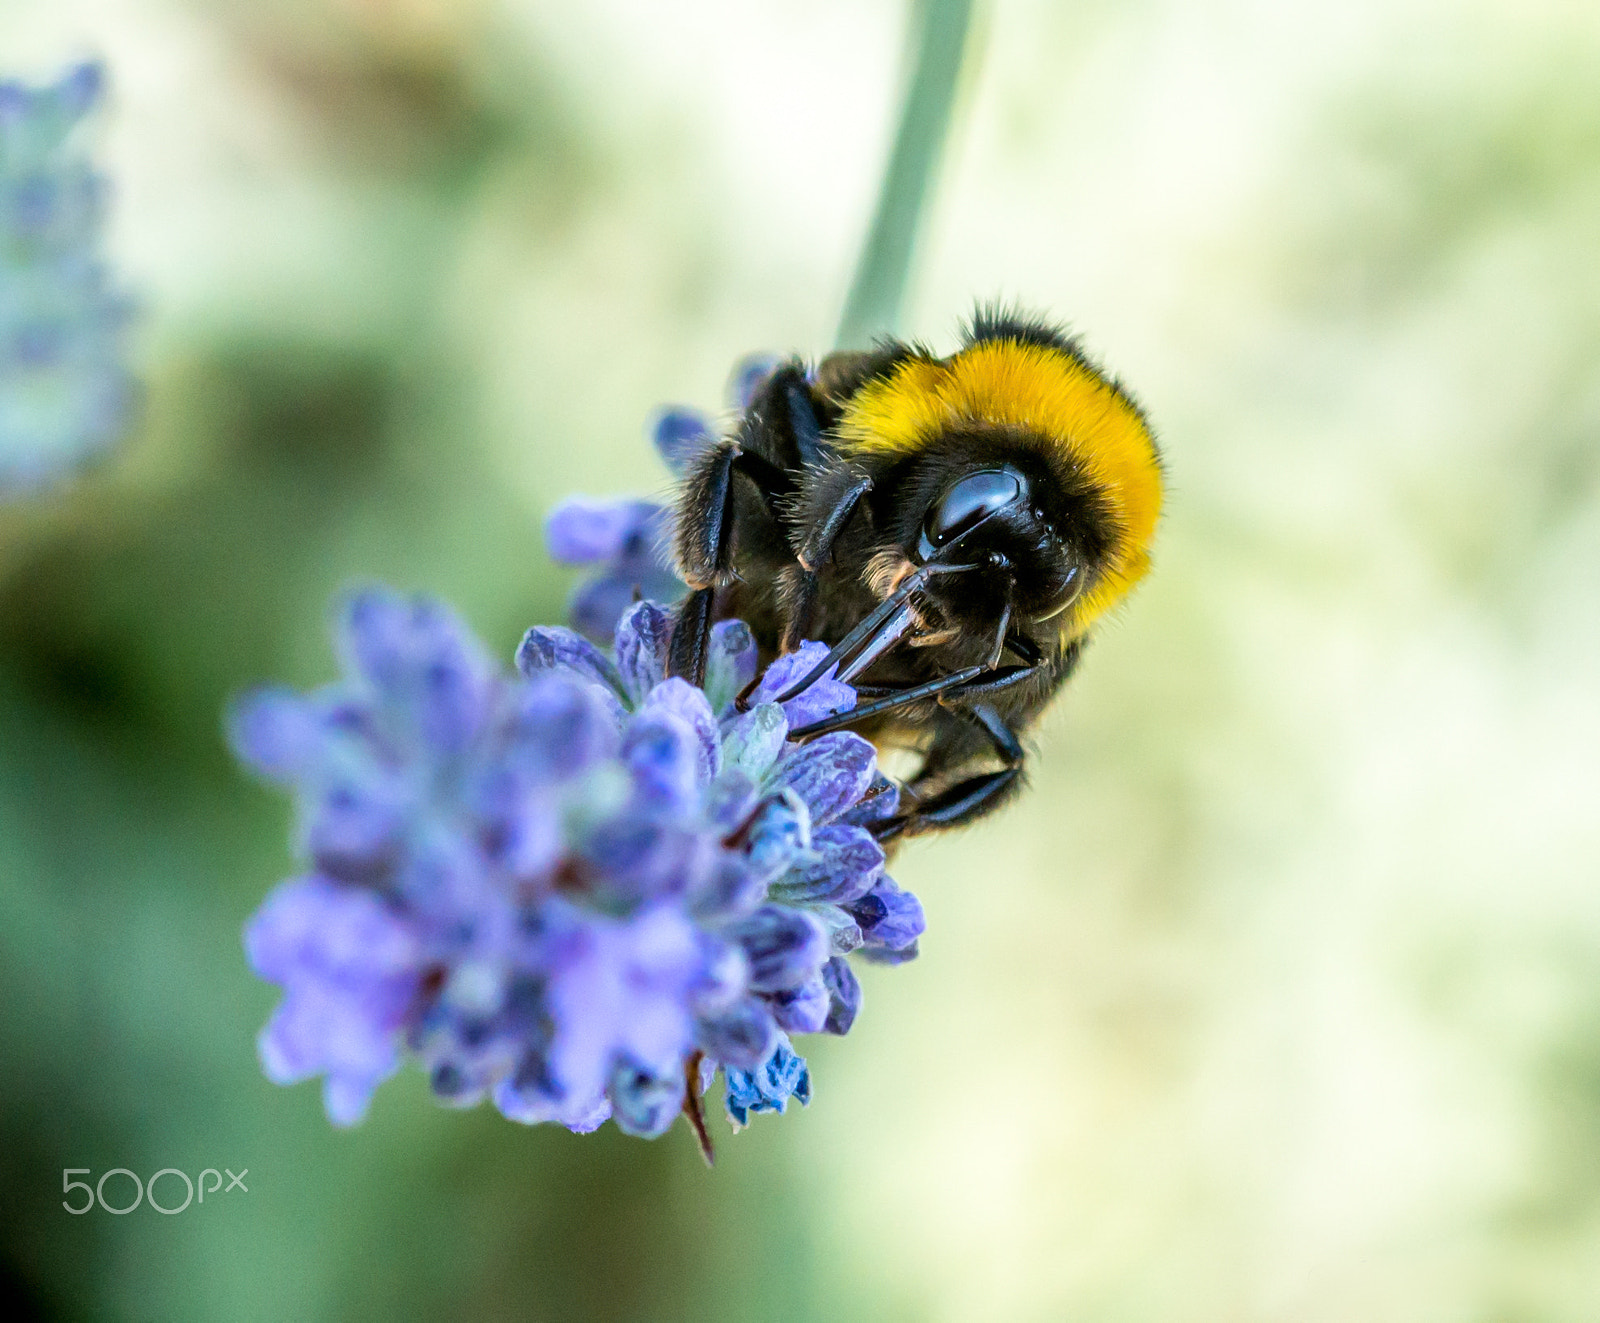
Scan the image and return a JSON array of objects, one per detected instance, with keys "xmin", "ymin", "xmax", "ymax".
[
  {"xmin": 543, "ymin": 353, "xmax": 780, "ymax": 646},
  {"xmin": 234, "ymin": 589, "xmax": 923, "ymax": 1142},
  {"xmin": 0, "ymin": 62, "xmax": 135, "ymax": 496},
  {"xmin": 546, "ymin": 497, "xmax": 682, "ymax": 646}
]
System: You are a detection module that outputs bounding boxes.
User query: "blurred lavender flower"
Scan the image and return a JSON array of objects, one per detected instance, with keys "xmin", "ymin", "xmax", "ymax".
[
  {"xmin": 649, "ymin": 405, "xmax": 716, "ymax": 475},
  {"xmin": 725, "ymin": 1034, "xmax": 810, "ymax": 1128},
  {"xmin": 546, "ymin": 497, "xmax": 681, "ymax": 646},
  {"xmin": 544, "ymin": 354, "xmax": 781, "ymax": 646},
  {"xmin": 0, "ymin": 62, "xmax": 135, "ymax": 496},
  {"xmin": 233, "ymin": 589, "xmax": 923, "ymax": 1143}
]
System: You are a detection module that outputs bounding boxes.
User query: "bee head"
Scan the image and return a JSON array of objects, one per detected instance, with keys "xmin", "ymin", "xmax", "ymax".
[
  {"xmin": 899, "ymin": 445, "xmax": 1116, "ymax": 642},
  {"xmin": 838, "ymin": 318, "xmax": 1162, "ymax": 642}
]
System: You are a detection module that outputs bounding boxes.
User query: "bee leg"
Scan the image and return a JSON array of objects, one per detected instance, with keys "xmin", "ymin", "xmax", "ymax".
[
  {"xmin": 784, "ymin": 375, "xmax": 827, "ymax": 469},
  {"xmin": 938, "ymin": 662, "xmax": 1040, "ymax": 701},
  {"xmin": 786, "ymin": 665, "xmax": 986, "ymax": 738},
  {"xmin": 781, "ymin": 474, "xmax": 874, "ymax": 651},
  {"xmin": 878, "ymin": 644, "xmax": 1079, "ymax": 832},
  {"xmin": 796, "ymin": 476, "xmax": 873, "ymax": 570},
  {"xmin": 670, "ymin": 587, "xmax": 719, "ymax": 688},
  {"xmin": 765, "ymin": 559, "xmax": 980, "ymax": 707},
  {"xmin": 1004, "ymin": 628, "xmax": 1043, "ymax": 666},
  {"xmin": 668, "ymin": 441, "xmax": 793, "ymax": 685},
  {"xmin": 780, "ymin": 567, "xmax": 820, "ymax": 652},
  {"xmin": 884, "ymin": 702, "xmax": 1029, "ymax": 835}
]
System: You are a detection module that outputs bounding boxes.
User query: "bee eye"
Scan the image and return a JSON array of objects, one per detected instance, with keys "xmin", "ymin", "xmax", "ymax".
[{"xmin": 923, "ymin": 468, "xmax": 1025, "ymax": 550}]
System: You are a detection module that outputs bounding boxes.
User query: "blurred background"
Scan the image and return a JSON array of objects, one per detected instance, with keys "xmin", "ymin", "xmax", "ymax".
[{"xmin": 4, "ymin": 0, "xmax": 1600, "ymax": 1318}]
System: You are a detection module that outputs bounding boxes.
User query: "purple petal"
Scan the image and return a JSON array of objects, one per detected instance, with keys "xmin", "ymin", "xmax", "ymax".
[
  {"xmin": 494, "ymin": 1063, "xmax": 611, "ymax": 1132},
  {"xmin": 766, "ymin": 976, "xmax": 828, "ymax": 1035},
  {"xmin": 567, "ymin": 561, "xmax": 684, "ymax": 648},
  {"xmin": 690, "ymin": 854, "xmax": 764, "ymax": 924},
  {"xmin": 820, "ymin": 956, "xmax": 861, "ymax": 1035},
  {"xmin": 412, "ymin": 641, "xmax": 496, "ymax": 755},
  {"xmin": 304, "ymin": 776, "xmax": 410, "ymax": 881},
  {"xmin": 695, "ymin": 996, "xmax": 777, "ymax": 1071},
  {"xmin": 567, "ymin": 575, "xmax": 640, "ymax": 650},
  {"xmin": 471, "ymin": 684, "xmax": 599, "ymax": 877},
  {"xmin": 579, "ymin": 817, "xmax": 716, "ymax": 908},
  {"xmin": 515, "ymin": 626, "xmax": 626, "ymax": 706},
  {"xmin": 729, "ymin": 904, "xmax": 830, "ymax": 993},
  {"xmin": 244, "ymin": 875, "xmax": 418, "ymax": 989},
  {"xmin": 60, "ymin": 62, "xmax": 105, "ymax": 114},
  {"xmin": 748, "ymin": 641, "xmax": 857, "ymax": 728},
  {"xmin": 322, "ymin": 1074, "xmax": 384, "ymax": 1127},
  {"xmin": 541, "ymin": 903, "xmax": 706, "ymax": 1101},
  {"xmin": 622, "ymin": 709, "xmax": 706, "ymax": 814},
  {"xmin": 849, "ymin": 875, "xmax": 925, "ymax": 953},
  {"xmin": 612, "ymin": 600, "xmax": 673, "ymax": 703},
  {"xmin": 746, "ymin": 644, "xmax": 823, "ymax": 706},
  {"xmin": 257, "ymin": 986, "xmax": 403, "ymax": 1092},
  {"xmin": 496, "ymin": 801, "xmax": 563, "ymax": 883},
  {"xmin": 546, "ymin": 496, "xmax": 660, "ymax": 564},
  {"xmin": 245, "ymin": 878, "xmax": 421, "ymax": 1123},
  {"xmin": 769, "ymin": 823, "xmax": 884, "ymax": 905},
  {"xmin": 495, "ymin": 675, "xmax": 623, "ymax": 782},
  {"xmin": 337, "ymin": 590, "xmax": 495, "ymax": 754},
  {"xmin": 703, "ymin": 768, "xmax": 760, "ymax": 837},
  {"xmin": 608, "ymin": 1060, "xmax": 684, "ymax": 1138},
  {"xmin": 743, "ymin": 796, "xmax": 810, "ymax": 885},
  {"xmin": 227, "ymin": 687, "xmax": 324, "ymax": 783},
  {"xmin": 650, "ymin": 407, "xmax": 715, "ymax": 474},
  {"xmin": 781, "ymin": 677, "xmax": 857, "ymax": 729},
  {"xmin": 390, "ymin": 832, "xmax": 512, "ymax": 948},
  {"xmin": 637, "ymin": 678, "xmax": 719, "ymax": 785},
  {"xmin": 720, "ymin": 703, "xmax": 789, "ymax": 779},
  {"xmin": 772, "ymin": 732, "xmax": 877, "ymax": 826},
  {"xmin": 759, "ymin": 644, "xmax": 853, "ymax": 726},
  {"xmin": 688, "ymin": 931, "xmax": 750, "ymax": 1012},
  {"xmin": 703, "ymin": 620, "xmax": 759, "ymax": 714},
  {"xmin": 857, "ymin": 941, "xmax": 919, "ymax": 967}
]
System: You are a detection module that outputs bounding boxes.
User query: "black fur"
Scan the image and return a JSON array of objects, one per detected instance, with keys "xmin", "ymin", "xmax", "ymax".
[
  {"xmin": 965, "ymin": 302, "xmax": 1083, "ymax": 356},
  {"xmin": 668, "ymin": 309, "xmax": 1138, "ymax": 835}
]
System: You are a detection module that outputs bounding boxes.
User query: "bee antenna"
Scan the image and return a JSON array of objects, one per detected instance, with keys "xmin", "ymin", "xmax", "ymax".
[{"xmin": 772, "ymin": 559, "xmax": 980, "ymax": 705}]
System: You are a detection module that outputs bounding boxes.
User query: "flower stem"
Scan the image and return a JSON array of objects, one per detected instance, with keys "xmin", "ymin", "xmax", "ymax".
[
  {"xmin": 834, "ymin": 0, "xmax": 976, "ymax": 351},
  {"xmin": 682, "ymin": 1050, "xmax": 715, "ymax": 1166}
]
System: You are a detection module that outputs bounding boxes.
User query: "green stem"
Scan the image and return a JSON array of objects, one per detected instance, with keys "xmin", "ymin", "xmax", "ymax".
[{"xmin": 834, "ymin": 0, "xmax": 976, "ymax": 351}]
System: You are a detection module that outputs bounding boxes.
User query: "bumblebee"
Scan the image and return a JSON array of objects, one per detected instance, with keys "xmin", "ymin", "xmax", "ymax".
[{"xmin": 667, "ymin": 307, "xmax": 1163, "ymax": 841}]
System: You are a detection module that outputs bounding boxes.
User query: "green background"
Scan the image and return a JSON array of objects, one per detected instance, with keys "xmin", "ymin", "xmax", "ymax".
[{"xmin": 5, "ymin": 1, "xmax": 1600, "ymax": 1319}]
